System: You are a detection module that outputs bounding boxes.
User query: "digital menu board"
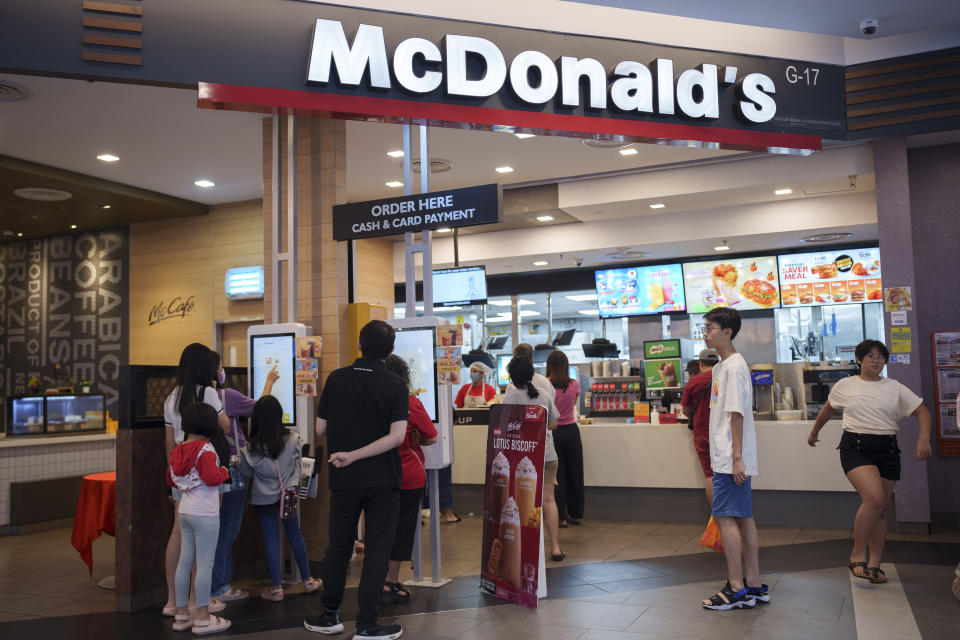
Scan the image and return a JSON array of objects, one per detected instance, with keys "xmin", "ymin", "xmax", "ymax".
[
  {"xmin": 777, "ymin": 247, "xmax": 881, "ymax": 307},
  {"xmin": 595, "ymin": 264, "xmax": 685, "ymax": 318},
  {"xmin": 682, "ymin": 256, "xmax": 780, "ymax": 313},
  {"xmin": 433, "ymin": 265, "xmax": 487, "ymax": 307}
]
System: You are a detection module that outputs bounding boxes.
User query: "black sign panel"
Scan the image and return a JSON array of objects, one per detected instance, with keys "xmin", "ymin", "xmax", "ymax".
[
  {"xmin": 333, "ymin": 184, "xmax": 502, "ymax": 240},
  {"xmin": 0, "ymin": 229, "xmax": 129, "ymax": 415},
  {"xmin": 1, "ymin": 0, "xmax": 845, "ymax": 145}
]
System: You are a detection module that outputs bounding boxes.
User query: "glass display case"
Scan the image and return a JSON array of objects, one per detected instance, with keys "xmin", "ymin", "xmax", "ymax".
[
  {"xmin": 8, "ymin": 396, "xmax": 45, "ymax": 435},
  {"xmin": 5, "ymin": 394, "xmax": 106, "ymax": 436}
]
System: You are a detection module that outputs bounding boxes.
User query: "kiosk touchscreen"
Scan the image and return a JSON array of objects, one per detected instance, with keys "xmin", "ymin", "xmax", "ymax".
[
  {"xmin": 250, "ymin": 333, "xmax": 296, "ymax": 425},
  {"xmin": 392, "ymin": 326, "xmax": 438, "ymax": 422}
]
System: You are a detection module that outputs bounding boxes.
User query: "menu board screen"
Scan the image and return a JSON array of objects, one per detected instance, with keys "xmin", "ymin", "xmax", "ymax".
[
  {"xmin": 682, "ymin": 256, "xmax": 780, "ymax": 313},
  {"xmin": 595, "ymin": 264, "xmax": 685, "ymax": 317},
  {"xmin": 777, "ymin": 247, "xmax": 881, "ymax": 307}
]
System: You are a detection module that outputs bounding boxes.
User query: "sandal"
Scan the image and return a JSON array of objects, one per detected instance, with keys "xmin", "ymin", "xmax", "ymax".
[
  {"xmin": 559, "ymin": 521, "xmax": 569, "ymax": 529},
  {"xmin": 868, "ymin": 567, "xmax": 887, "ymax": 584},
  {"xmin": 744, "ymin": 582, "xmax": 770, "ymax": 603},
  {"xmin": 848, "ymin": 561, "xmax": 870, "ymax": 580},
  {"xmin": 303, "ymin": 577, "xmax": 322, "ymax": 594},
  {"xmin": 163, "ymin": 605, "xmax": 178, "ymax": 618},
  {"xmin": 261, "ymin": 586, "xmax": 284, "ymax": 601},
  {"xmin": 567, "ymin": 518, "xmax": 581, "ymax": 526},
  {"xmin": 192, "ymin": 615, "xmax": 231, "ymax": 636},
  {"xmin": 444, "ymin": 514, "xmax": 462, "ymax": 524},
  {"xmin": 380, "ymin": 581, "xmax": 411, "ymax": 605},
  {"xmin": 551, "ymin": 552, "xmax": 566, "ymax": 562},
  {"xmin": 172, "ymin": 614, "xmax": 194, "ymax": 632},
  {"xmin": 702, "ymin": 580, "xmax": 756, "ymax": 610}
]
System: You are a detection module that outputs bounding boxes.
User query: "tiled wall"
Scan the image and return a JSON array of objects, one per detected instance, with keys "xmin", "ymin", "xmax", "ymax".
[{"xmin": 0, "ymin": 439, "xmax": 116, "ymax": 528}]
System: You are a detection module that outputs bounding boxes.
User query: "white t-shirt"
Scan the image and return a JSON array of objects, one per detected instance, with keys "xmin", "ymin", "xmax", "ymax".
[
  {"xmin": 828, "ymin": 375, "xmax": 922, "ymax": 435},
  {"xmin": 502, "ymin": 386, "xmax": 559, "ymax": 463},
  {"xmin": 163, "ymin": 385, "xmax": 224, "ymax": 444},
  {"xmin": 708, "ymin": 352, "xmax": 758, "ymax": 476}
]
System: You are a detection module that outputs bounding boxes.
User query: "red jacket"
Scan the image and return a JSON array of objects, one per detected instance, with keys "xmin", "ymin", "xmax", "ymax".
[{"xmin": 165, "ymin": 440, "xmax": 230, "ymax": 489}]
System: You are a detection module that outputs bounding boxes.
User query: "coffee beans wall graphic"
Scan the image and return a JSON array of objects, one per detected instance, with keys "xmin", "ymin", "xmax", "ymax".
[{"xmin": 0, "ymin": 228, "xmax": 129, "ymax": 414}]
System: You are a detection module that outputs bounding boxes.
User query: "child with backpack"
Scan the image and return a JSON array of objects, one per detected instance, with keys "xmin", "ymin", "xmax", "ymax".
[
  {"xmin": 166, "ymin": 403, "xmax": 232, "ymax": 635},
  {"xmin": 241, "ymin": 396, "xmax": 321, "ymax": 601}
]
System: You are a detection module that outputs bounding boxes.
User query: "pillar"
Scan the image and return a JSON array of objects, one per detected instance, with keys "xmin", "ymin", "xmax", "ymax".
[{"xmin": 873, "ymin": 137, "xmax": 931, "ymax": 528}]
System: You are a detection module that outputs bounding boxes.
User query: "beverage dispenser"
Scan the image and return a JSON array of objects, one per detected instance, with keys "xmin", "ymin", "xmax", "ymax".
[{"xmin": 750, "ymin": 366, "xmax": 776, "ymax": 420}]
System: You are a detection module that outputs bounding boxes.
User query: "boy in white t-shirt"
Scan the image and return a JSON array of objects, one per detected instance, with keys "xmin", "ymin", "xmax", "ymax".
[{"xmin": 700, "ymin": 307, "xmax": 765, "ymax": 610}]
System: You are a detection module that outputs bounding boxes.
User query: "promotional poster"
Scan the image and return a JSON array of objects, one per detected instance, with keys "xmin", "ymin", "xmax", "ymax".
[
  {"xmin": 480, "ymin": 404, "xmax": 547, "ymax": 609},
  {"xmin": 683, "ymin": 256, "xmax": 780, "ymax": 312},
  {"xmin": 596, "ymin": 264, "xmax": 685, "ymax": 317},
  {"xmin": 778, "ymin": 247, "xmax": 882, "ymax": 307},
  {"xmin": 643, "ymin": 358, "xmax": 683, "ymax": 390}
]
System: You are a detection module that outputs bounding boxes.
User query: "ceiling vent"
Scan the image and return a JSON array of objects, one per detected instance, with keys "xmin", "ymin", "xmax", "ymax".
[
  {"xmin": 605, "ymin": 248, "xmax": 649, "ymax": 260},
  {"xmin": 412, "ymin": 158, "xmax": 453, "ymax": 173},
  {"xmin": 0, "ymin": 81, "xmax": 32, "ymax": 102},
  {"xmin": 14, "ymin": 187, "xmax": 72, "ymax": 201},
  {"xmin": 583, "ymin": 136, "xmax": 634, "ymax": 149}
]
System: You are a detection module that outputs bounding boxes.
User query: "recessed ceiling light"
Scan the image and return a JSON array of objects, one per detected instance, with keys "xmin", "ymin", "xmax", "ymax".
[
  {"xmin": 386, "ymin": 150, "xmax": 404, "ymax": 158},
  {"xmin": 495, "ymin": 166, "xmax": 514, "ymax": 174},
  {"xmin": 497, "ymin": 310, "xmax": 541, "ymax": 318},
  {"xmin": 70, "ymin": 224, "xmax": 77, "ymax": 229},
  {"xmin": 714, "ymin": 241, "xmax": 731, "ymax": 252},
  {"xmin": 535, "ymin": 215, "xmax": 554, "ymax": 222},
  {"xmin": 100, "ymin": 204, "xmax": 111, "ymax": 210},
  {"xmin": 619, "ymin": 147, "xmax": 639, "ymax": 156},
  {"xmin": 533, "ymin": 260, "xmax": 549, "ymax": 266},
  {"xmin": 514, "ymin": 133, "xmax": 535, "ymax": 139},
  {"xmin": 96, "ymin": 153, "xmax": 119, "ymax": 162},
  {"xmin": 774, "ymin": 188, "xmax": 793, "ymax": 195},
  {"xmin": 194, "ymin": 179, "xmax": 215, "ymax": 188},
  {"xmin": 436, "ymin": 227, "xmax": 452, "ymax": 233},
  {"xmin": 649, "ymin": 203, "xmax": 666, "ymax": 209},
  {"xmin": 802, "ymin": 233, "xmax": 853, "ymax": 243},
  {"xmin": 385, "ymin": 181, "xmax": 404, "ymax": 188},
  {"xmin": 578, "ymin": 309, "xmax": 601, "ymax": 316},
  {"xmin": 566, "ymin": 293, "xmax": 598, "ymax": 302},
  {"xmin": 488, "ymin": 299, "xmax": 535, "ymax": 307},
  {"xmin": 17, "ymin": 232, "xmax": 23, "ymax": 237}
]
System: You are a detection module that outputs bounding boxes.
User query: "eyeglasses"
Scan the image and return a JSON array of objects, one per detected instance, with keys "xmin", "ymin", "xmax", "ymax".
[
  {"xmin": 861, "ymin": 353, "xmax": 886, "ymax": 362},
  {"xmin": 703, "ymin": 325, "xmax": 721, "ymax": 334}
]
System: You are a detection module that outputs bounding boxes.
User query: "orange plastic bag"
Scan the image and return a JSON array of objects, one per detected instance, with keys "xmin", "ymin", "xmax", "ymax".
[{"xmin": 698, "ymin": 516, "xmax": 724, "ymax": 553}]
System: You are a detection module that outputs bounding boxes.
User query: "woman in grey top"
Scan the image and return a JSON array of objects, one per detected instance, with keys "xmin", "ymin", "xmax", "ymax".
[{"xmin": 241, "ymin": 396, "xmax": 321, "ymax": 601}]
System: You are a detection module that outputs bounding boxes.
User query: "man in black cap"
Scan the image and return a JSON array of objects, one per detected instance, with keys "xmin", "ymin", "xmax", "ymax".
[{"xmin": 681, "ymin": 348, "xmax": 720, "ymax": 505}]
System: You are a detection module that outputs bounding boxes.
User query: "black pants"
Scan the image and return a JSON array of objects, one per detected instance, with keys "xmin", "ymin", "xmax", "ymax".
[
  {"xmin": 321, "ymin": 487, "xmax": 399, "ymax": 627},
  {"xmin": 554, "ymin": 423, "xmax": 585, "ymax": 521}
]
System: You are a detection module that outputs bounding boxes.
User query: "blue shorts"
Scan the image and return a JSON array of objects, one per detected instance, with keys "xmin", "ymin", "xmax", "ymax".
[{"xmin": 711, "ymin": 473, "xmax": 753, "ymax": 519}]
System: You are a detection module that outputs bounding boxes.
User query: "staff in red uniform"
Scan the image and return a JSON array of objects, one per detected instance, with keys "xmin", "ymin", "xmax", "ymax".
[{"xmin": 454, "ymin": 362, "xmax": 495, "ymax": 408}]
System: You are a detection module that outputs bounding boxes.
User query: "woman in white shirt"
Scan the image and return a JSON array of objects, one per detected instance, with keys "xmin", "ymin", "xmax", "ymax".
[
  {"xmin": 502, "ymin": 356, "xmax": 565, "ymax": 561},
  {"xmin": 161, "ymin": 343, "xmax": 232, "ymax": 617},
  {"xmin": 807, "ymin": 340, "xmax": 932, "ymax": 584}
]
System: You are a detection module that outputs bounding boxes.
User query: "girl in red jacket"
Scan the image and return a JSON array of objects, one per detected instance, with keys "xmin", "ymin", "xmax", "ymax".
[{"xmin": 166, "ymin": 403, "xmax": 232, "ymax": 635}]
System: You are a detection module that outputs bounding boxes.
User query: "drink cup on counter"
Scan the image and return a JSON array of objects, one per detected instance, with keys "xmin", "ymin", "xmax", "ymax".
[{"xmin": 499, "ymin": 497, "xmax": 522, "ymax": 587}]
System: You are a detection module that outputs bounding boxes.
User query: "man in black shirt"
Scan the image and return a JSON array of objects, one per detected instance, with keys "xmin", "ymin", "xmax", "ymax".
[{"xmin": 304, "ymin": 320, "xmax": 408, "ymax": 640}]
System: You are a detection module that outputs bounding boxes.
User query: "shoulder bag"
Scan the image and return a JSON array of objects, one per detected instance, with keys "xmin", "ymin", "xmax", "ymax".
[{"xmin": 274, "ymin": 459, "xmax": 299, "ymax": 519}]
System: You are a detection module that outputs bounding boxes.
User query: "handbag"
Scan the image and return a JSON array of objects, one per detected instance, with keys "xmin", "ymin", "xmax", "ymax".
[
  {"xmin": 211, "ymin": 388, "xmax": 245, "ymax": 492},
  {"xmin": 274, "ymin": 459, "xmax": 299, "ymax": 520}
]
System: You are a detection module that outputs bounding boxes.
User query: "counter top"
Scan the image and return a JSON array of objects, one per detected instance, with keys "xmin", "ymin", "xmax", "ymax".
[
  {"xmin": 451, "ymin": 419, "xmax": 852, "ymax": 493},
  {"xmin": 0, "ymin": 433, "xmax": 117, "ymax": 449}
]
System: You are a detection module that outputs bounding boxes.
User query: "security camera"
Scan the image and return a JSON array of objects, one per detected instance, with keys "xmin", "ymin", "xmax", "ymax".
[
  {"xmin": 860, "ymin": 18, "xmax": 878, "ymax": 36},
  {"xmin": 575, "ymin": 257, "xmax": 584, "ymax": 267}
]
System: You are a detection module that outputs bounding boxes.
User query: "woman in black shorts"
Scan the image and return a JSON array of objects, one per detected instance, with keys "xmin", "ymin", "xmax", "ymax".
[{"xmin": 807, "ymin": 340, "xmax": 932, "ymax": 584}]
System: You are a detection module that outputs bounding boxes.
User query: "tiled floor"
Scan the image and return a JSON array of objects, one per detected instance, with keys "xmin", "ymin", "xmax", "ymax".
[{"xmin": 0, "ymin": 518, "xmax": 958, "ymax": 639}]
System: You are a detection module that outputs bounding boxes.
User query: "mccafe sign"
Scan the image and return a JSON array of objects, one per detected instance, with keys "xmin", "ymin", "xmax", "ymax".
[{"xmin": 307, "ymin": 20, "xmax": 778, "ymax": 125}]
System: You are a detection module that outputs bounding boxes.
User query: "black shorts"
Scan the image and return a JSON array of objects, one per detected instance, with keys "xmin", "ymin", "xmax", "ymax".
[
  {"xmin": 838, "ymin": 431, "xmax": 901, "ymax": 481},
  {"xmin": 391, "ymin": 488, "xmax": 425, "ymax": 562}
]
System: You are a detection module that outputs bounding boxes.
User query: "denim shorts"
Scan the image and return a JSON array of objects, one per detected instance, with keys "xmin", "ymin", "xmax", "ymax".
[{"xmin": 711, "ymin": 473, "xmax": 752, "ymax": 518}]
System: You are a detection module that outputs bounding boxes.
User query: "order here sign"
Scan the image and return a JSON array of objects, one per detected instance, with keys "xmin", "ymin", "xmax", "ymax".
[{"xmin": 332, "ymin": 184, "xmax": 502, "ymax": 240}]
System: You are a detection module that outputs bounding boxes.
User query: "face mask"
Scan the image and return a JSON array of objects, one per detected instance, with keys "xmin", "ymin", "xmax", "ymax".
[{"xmin": 470, "ymin": 371, "xmax": 483, "ymax": 382}]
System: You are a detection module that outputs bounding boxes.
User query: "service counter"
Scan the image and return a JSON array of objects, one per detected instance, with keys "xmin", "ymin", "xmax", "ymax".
[
  {"xmin": 451, "ymin": 419, "xmax": 849, "ymax": 492},
  {"xmin": 0, "ymin": 432, "xmax": 117, "ymax": 530}
]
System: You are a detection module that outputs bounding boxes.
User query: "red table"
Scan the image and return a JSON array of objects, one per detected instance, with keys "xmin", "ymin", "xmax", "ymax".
[{"xmin": 71, "ymin": 471, "xmax": 116, "ymax": 574}]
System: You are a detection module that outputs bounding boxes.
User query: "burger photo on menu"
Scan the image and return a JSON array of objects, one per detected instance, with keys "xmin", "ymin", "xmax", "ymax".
[{"xmin": 682, "ymin": 256, "xmax": 780, "ymax": 312}]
